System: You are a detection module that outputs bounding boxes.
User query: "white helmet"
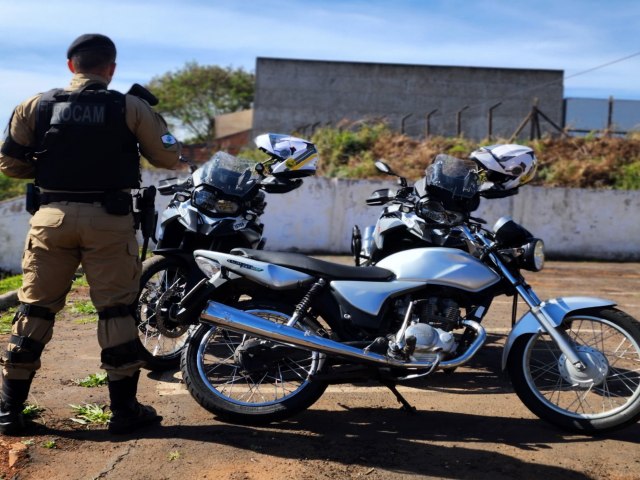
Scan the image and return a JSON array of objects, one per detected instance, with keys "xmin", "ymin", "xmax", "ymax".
[
  {"xmin": 254, "ymin": 133, "xmax": 319, "ymax": 178},
  {"xmin": 470, "ymin": 144, "xmax": 537, "ymax": 193}
]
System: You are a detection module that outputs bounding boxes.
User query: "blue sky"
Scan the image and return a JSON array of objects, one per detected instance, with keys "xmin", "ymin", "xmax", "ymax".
[{"xmin": 1, "ymin": 0, "xmax": 639, "ymax": 131}]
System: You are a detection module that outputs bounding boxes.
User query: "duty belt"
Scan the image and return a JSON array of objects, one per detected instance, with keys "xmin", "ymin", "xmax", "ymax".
[{"xmin": 40, "ymin": 192, "xmax": 106, "ymax": 205}]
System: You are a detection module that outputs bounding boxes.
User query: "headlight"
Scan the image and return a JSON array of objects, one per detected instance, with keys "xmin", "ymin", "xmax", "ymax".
[
  {"xmin": 195, "ymin": 256, "xmax": 222, "ymax": 278},
  {"xmin": 417, "ymin": 199, "xmax": 448, "ymax": 224},
  {"xmin": 520, "ymin": 239, "xmax": 545, "ymax": 271},
  {"xmin": 214, "ymin": 199, "xmax": 240, "ymax": 215},
  {"xmin": 192, "ymin": 188, "xmax": 240, "ymax": 215},
  {"xmin": 192, "ymin": 188, "xmax": 217, "ymax": 212},
  {"xmin": 494, "ymin": 216, "xmax": 532, "ymax": 247}
]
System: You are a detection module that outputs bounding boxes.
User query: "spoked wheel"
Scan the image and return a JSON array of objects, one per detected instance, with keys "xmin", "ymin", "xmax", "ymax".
[
  {"xmin": 135, "ymin": 255, "xmax": 197, "ymax": 371},
  {"xmin": 181, "ymin": 300, "xmax": 328, "ymax": 424},
  {"xmin": 508, "ymin": 308, "xmax": 640, "ymax": 433}
]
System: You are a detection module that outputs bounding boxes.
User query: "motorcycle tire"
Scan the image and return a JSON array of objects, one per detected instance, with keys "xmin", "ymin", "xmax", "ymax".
[
  {"xmin": 181, "ymin": 300, "xmax": 328, "ymax": 424},
  {"xmin": 508, "ymin": 307, "xmax": 640, "ymax": 433},
  {"xmin": 135, "ymin": 254, "xmax": 196, "ymax": 372}
]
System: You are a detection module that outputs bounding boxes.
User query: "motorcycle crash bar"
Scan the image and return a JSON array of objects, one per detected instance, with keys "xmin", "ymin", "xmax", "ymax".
[{"xmin": 200, "ymin": 301, "xmax": 486, "ymax": 369}]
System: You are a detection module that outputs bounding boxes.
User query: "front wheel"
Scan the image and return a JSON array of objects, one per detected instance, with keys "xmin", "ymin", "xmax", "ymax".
[
  {"xmin": 508, "ymin": 307, "xmax": 640, "ymax": 433},
  {"xmin": 180, "ymin": 300, "xmax": 328, "ymax": 424},
  {"xmin": 135, "ymin": 255, "xmax": 197, "ymax": 371}
]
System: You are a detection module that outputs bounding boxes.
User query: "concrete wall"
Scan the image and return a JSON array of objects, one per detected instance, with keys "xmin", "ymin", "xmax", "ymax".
[
  {"xmin": 0, "ymin": 170, "xmax": 638, "ymax": 273},
  {"xmin": 253, "ymin": 58, "xmax": 564, "ymax": 140}
]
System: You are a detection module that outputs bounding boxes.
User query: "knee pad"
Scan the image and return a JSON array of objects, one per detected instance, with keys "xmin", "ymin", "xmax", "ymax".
[
  {"xmin": 15, "ymin": 303, "xmax": 55, "ymax": 322},
  {"xmin": 101, "ymin": 339, "xmax": 140, "ymax": 367},
  {"xmin": 3, "ymin": 335, "xmax": 45, "ymax": 364},
  {"xmin": 98, "ymin": 305, "xmax": 134, "ymax": 320}
]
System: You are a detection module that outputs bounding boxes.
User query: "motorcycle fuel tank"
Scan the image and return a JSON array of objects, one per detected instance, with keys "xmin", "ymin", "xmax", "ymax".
[{"xmin": 376, "ymin": 247, "xmax": 500, "ymax": 292}]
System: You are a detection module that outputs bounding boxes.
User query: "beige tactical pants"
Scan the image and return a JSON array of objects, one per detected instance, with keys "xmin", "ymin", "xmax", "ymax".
[{"xmin": 1, "ymin": 202, "xmax": 142, "ymax": 381}]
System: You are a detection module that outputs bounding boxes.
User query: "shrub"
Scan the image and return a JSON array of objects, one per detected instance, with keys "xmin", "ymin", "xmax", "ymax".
[
  {"xmin": 0, "ymin": 174, "xmax": 28, "ymax": 201},
  {"xmin": 614, "ymin": 161, "xmax": 640, "ymax": 190}
]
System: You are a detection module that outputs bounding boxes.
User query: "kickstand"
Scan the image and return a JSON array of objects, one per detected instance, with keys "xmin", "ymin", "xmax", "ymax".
[{"xmin": 383, "ymin": 382, "xmax": 416, "ymax": 413}]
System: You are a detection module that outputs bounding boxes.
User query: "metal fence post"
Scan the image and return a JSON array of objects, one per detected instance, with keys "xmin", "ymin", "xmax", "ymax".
[
  {"xmin": 401, "ymin": 113, "xmax": 413, "ymax": 134},
  {"xmin": 425, "ymin": 109, "xmax": 438, "ymax": 138},
  {"xmin": 456, "ymin": 106, "xmax": 469, "ymax": 137},
  {"xmin": 606, "ymin": 96, "xmax": 614, "ymax": 136},
  {"xmin": 488, "ymin": 102, "xmax": 502, "ymax": 140}
]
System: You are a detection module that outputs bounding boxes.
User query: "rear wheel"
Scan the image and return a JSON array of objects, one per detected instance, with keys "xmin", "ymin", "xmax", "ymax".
[
  {"xmin": 181, "ymin": 300, "xmax": 328, "ymax": 424},
  {"xmin": 508, "ymin": 308, "xmax": 640, "ymax": 433},
  {"xmin": 135, "ymin": 255, "xmax": 196, "ymax": 371}
]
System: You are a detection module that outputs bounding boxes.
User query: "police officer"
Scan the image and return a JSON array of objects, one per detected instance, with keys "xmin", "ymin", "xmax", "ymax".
[{"xmin": 0, "ymin": 34, "xmax": 180, "ymax": 435}]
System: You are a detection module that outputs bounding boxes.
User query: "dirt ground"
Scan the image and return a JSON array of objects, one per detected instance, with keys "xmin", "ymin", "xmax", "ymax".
[{"xmin": 1, "ymin": 259, "xmax": 640, "ymax": 480}]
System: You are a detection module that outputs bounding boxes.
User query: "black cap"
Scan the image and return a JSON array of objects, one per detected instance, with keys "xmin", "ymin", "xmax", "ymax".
[{"xmin": 67, "ymin": 34, "xmax": 116, "ymax": 59}]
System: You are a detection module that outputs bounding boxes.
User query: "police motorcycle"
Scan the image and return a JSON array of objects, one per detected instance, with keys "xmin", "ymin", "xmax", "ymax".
[
  {"xmin": 352, "ymin": 144, "xmax": 537, "ymax": 266},
  {"xmin": 179, "ymin": 153, "xmax": 640, "ymax": 433},
  {"xmin": 135, "ymin": 134, "xmax": 319, "ymax": 371}
]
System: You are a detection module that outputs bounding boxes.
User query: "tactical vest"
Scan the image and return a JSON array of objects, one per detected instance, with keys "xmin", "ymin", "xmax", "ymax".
[{"xmin": 34, "ymin": 84, "xmax": 140, "ymax": 190}]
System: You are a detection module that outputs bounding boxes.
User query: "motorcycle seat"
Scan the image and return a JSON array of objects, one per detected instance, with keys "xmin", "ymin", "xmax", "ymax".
[{"xmin": 230, "ymin": 248, "xmax": 394, "ymax": 281}]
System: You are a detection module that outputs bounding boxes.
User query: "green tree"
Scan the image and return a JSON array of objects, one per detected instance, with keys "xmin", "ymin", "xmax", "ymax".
[{"xmin": 146, "ymin": 62, "xmax": 255, "ymax": 143}]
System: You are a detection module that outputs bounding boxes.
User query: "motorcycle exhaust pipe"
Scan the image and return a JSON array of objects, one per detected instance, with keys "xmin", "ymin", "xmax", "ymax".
[{"xmin": 200, "ymin": 301, "xmax": 486, "ymax": 369}]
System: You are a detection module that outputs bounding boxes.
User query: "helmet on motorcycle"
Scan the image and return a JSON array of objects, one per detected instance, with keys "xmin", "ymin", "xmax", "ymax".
[
  {"xmin": 254, "ymin": 133, "xmax": 319, "ymax": 179},
  {"xmin": 469, "ymin": 144, "xmax": 537, "ymax": 195},
  {"xmin": 424, "ymin": 154, "xmax": 480, "ymax": 212}
]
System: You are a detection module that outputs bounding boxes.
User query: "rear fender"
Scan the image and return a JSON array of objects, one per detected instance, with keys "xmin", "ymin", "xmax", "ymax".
[
  {"xmin": 501, "ymin": 296, "xmax": 616, "ymax": 370},
  {"xmin": 193, "ymin": 250, "xmax": 315, "ymax": 290}
]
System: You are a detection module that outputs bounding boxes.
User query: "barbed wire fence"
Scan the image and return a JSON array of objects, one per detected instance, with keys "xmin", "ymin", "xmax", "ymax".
[
  {"xmin": 295, "ymin": 95, "xmax": 640, "ymax": 142},
  {"xmin": 294, "ymin": 50, "xmax": 640, "ymax": 141}
]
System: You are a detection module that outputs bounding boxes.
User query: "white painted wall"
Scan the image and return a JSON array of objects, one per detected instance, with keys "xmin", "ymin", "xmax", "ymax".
[{"xmin": 1, "ymin": 170, "xmax": 639, "ymax": 273}]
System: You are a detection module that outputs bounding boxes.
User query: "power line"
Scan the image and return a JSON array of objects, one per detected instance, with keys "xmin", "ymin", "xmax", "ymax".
[
  {"xmin": 419, "ymin": 50, "xmax": 640, "ymax": 119},
  {"xmin": 564, "ymin": 50, "xmax": 640, "ymax": 80}
]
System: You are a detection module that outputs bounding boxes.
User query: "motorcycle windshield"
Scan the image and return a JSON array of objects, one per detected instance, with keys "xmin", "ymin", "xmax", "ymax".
[
  {"xmin": 193, "ymin": 151, "xmax": 260, "ymax": 196},
  {"xmin": 425, "ymin": 154, "xmax": 479, "ymax": 199}
]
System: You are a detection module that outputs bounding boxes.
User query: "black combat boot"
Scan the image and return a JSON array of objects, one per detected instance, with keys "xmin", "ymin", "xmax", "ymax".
[
  {"xmin": 0, "ymin": 377, "xmax": 32, "ymax": 436},
  {"xmin": 107, "ymin": 371, "xmax": 162, "ymax": 434}
]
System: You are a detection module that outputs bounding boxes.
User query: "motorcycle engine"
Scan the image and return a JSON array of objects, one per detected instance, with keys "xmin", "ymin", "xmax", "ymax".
[
  {"xmin": 404, "ymin": 323, "xmax": 456, "ymax": 355},
  {"xmin": 419, "ymin": 297, "xmax": 460, "ymax": 330},
  {"xmin": 396, "ymin": 297, "xmax": 461, "ymax": 359}
]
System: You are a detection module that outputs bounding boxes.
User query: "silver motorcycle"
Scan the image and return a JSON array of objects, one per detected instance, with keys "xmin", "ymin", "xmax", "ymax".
[{"xmin": 179, "ymin": 155, "xmax": 640, "ymax": 433}]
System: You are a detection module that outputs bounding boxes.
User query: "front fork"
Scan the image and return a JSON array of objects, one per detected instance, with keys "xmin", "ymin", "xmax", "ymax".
[
  {"xmin": 492, "ymin": 251, "xmax": 588, "ymax": 370},
  {"xmin": 460, "ymin": 225, "xmax": 591, "ymax": 371}
]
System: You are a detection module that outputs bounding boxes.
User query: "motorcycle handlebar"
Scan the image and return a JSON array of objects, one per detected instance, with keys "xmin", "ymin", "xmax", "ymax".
[
  {"xmin": 157, "ymin": 177, "xmax": 192, "ymax": 196},
  {"xmin": 179, "ymin": 155, "xmax": 198, "ymax": 173}
]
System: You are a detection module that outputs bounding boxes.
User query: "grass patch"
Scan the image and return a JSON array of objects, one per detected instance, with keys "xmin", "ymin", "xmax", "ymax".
[
  {"xmin": 74, "ymin": 372, "xmax": 107, "ymax": 388},
  {"xmin": 42, "ymin": 439, "xmax": 57, "ymax": 449},
  {"xmin": 68, "ymin": 300, "xmax": 97, "ymax": 324},
  {"xmin": 70, "ymin": 301, "xmax": 96, "ymax": 315},
  {"xmin": 0, "ymin": 274, "xmax": 21, "ymax": 295},
  {"xmin": 168, "ymin": 451, "xmax": 182, "ymax": 461},
  {"xmin": 69, "ymin": 403, "xmax": 111, "ymax": 425},
  {"xmin": 0, "ymin": 307, "xmax": 16, "ymax": 334},
  {"xmin": 72, "ymin": 317, "xmax": 97, "ymax": 325},
  {"xmin": 23, "ymin": 403, "xmax": 45, "ymax": 419}
]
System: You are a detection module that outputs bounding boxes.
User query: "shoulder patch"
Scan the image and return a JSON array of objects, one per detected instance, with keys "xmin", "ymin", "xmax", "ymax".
[{"xmin": 161, "ymin": 133, "xmax": 177, "ymax": 148}]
